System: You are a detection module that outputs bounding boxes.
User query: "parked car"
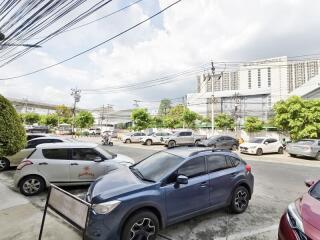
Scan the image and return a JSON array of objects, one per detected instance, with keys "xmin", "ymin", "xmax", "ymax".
[
  {"xmin": 140, "ymin": 132, "xmax": 172, "ymax": 146},
  {"xmin": 239, "ymin": 137, "xmax": 284, "ymax": 155},
  {"xmin": 84, "ymin": 148, "xmax": 254, "ymax": 240},
  {"xmin": 286, "ymin": 139, "xmax": 320, "ymax": 160},
  {"xmin": 163, "ymin": 131, "xmax": 207, "ymax": 148},
  {"xmin": 88, "ymin": 128, "xmax": 101, "ymax": 135},
  {"xmin": 198, "ymin": 135, "xmax": 239, "ymax": 150},
  {"xmin": 14, "ymin": 142, "xmax": 135, "ymax": 196},
  {"xmin": 26, "ymin": 125, "xmax": 49, "ymax": 134},
  {"xmin": 122, "ymin": 132, "xmax": 146, "ymax": 143},
  {"xmin": 0, "ymin": 136, "xmax": 73, "ymax": 171},
  {"xmin": 27, "ymin": 133, "xmax": 50, "ymax": 141},
  {"xmin": 278, "ymin": 179, "xmax": 320, "ymax": 240}
]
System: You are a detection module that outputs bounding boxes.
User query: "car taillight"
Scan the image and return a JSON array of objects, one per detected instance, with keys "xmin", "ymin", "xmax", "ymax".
[
  {"xmin": 17, "ymin": 160, "xmax": 33, "ymax": 170},
  {"xmin": 245, "ymin": 164, "xmax": 251, "ymax": 172}
]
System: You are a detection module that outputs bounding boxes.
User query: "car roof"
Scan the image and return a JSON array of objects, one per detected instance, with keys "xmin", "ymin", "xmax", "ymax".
[
  {"xmin": 164, "ymin": 147, "xmax": 238, "ymax": 158},
  {"xmin": 29, "ymin": 136, "xmax": 66, "ymax": 141},
  {"xmin": 36, "ymin": 142, "xmax": 98, "ymax": 149}
]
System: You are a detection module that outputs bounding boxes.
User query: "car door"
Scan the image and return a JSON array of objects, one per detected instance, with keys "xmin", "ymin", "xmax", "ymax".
[
  {"xmin": 269, "ymin": 139, "xmax": 280, "ymax": 153},
  {"xmin": 216, "ymin": 137, "xmax": 226, "ymax": 149},
  {"xmin": 207, "ymin": 154, "xmax": 236, "ymax": 206},
  {"xmin": 131, "ymin": 133, "xmax": 141, "ymax": 143},
  {"xmin": 163, "ymin": 156, "xmax": 210, "ymax": 222},
  {"xmin": 184, "ymin": 132, "xmax": 194, "ymax": 145},
  {"xmin": 39, "ymin": 148, "xmax": 71, "ymax": 183},
  {"xmin": 69, "ymin": 148, "xmax": 107, "ymax": 182},
  {"xmin": 263, "ymin": 138, "xmax": 274, "ymax": 153}
]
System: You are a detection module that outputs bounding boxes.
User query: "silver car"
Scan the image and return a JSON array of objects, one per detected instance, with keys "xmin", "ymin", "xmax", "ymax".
[
  {"xmin": 14, "ymin": 142, "xmax": 135, "ymax": 196},
  {"xmin": 286, "ymin": 139, "xmax": 320, "ymax": 160}
]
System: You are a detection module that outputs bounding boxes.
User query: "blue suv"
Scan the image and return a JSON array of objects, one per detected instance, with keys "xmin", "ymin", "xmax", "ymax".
[{"xmin": 85, "ymin": 148, "xmax": 254, "ymax": 240}]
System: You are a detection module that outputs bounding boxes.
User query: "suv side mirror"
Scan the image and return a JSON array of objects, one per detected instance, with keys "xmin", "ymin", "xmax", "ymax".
[
  {"xmin": 176, "ymin": 175, "xmax": 188, "ymax": 185},
  {"xmin": 94, "ymin": 157, "xmax": 103, "ymax": 162},
  {"xmin": 305, "ymin": 179, "xmax": 314, "ymax": 188}
]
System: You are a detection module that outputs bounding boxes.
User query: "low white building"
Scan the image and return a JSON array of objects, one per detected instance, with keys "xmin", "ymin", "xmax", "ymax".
[{"xmin": 188, "ymin": 56, "xmax": 320, "ymax": 124}]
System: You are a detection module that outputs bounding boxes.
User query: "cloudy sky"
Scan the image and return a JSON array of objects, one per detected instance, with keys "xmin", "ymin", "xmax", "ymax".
[{"xmin": 1, "ymin": 0, "xmax": 320, "ymax": 111}]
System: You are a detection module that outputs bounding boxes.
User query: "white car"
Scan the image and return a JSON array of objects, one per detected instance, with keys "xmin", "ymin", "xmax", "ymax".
[
  {"xmin": 239, "ymin": 137, "xmax": 284, "ymax": 155},
  {"xmin": 140, "ymin": 132, "xmax": 172, "ymax": 146},
  {"xmin": 122, "ymin": 132, "xmax": 146, "ymax": 143},
  {"xmin": 0, "ymin": 136, "xmax": 75, "ymax": 171},
  {"xmin": 14, "ymin": 142, "xmax": 135, "ymax": 196}
]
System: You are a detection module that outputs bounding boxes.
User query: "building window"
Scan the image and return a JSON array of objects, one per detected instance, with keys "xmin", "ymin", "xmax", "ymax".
[
  {"xmin": 230, "ymin": 72, "xmax": 239, "ymax": 90},
  {"xmin": 257, "ymin": 69, "xmax": 261, "ymax": 88},
  {"xmin": 287, "ymin": 64, "xmax": 293, "ymax": 93},
  {"xmin": 294, "ymin": 62, "xmax": 305, "ymax": 88},
  {"xmin": 222, "ymin": 72, "xmax": 230, "ymax": 91},
  {"xmin": 248, "ymin": 70, "xmax": 252, "ymax": 89},
  {"xmin": 267, "ymin": 67, "xmax": 271, "ymax": 87}
]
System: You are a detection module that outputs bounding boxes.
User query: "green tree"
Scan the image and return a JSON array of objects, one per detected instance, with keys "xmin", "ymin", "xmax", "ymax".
[
  {"xmin": 55, "ymin": 105, "xmax": 72, "ymax": 124},
  {"xmin": 244, "ymin": 116, "xmax": 264, "ymax": 133},
  {"xmin": 158, "ymin": 99, "xmax": 172, "ymax": 116},
  {"xmin": 151, "ymin": 116, "xmax": 164, "ymax": 128},
  {"xmin": 214, "ymin": 113, "xmax": 235, "ymax": 130},
  {"xmin": 131, "ymin": 108, "xmax": 151, "ymax": 131},
  {"xmin": 0, "ymin": 95, "xmax": 26, "ymax": 157},
  {"xmin": 182, "ymin": 109, "xmax": 198, "ymax": 128},
  {"xmin": 163, "ymin": 104, "xmax": 185, "ymax": 128},
  {"xmin": 23, "ymin": 112, "xmax": 40, "ymax": 125},
  {"xmin": 75, "ymin": 111, "xmax": 95, "ymax": 129},
  {"xmin": 273, "ymin": 96, "xmax": 320, "ymax": 140},
  {"xmin": 39, "ymin": 114, "xmax": 59, "ymax": 127}
]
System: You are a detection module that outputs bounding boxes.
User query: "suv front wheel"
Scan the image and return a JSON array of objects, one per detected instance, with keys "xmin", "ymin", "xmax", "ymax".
[
  {"xmin": 121, "ymin": 210, "xmax": 159, "ymax": 240},
  {"xmin": 20, "ymin": 175, "xmax": 45, "ymax": 196}
]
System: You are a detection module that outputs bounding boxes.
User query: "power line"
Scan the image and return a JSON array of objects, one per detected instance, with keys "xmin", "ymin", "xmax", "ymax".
[{"xmin": 0, "ymin": 0, "xmax": 183, "ymax": 81}]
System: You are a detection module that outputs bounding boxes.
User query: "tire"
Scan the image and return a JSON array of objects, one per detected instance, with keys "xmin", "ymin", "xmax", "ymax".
[
  {"xmin": 195, "ymin": 140, "xmax": 200, "ymax": 147},
  {"xmin": 121, "ymin": 210, "xmax": 159, "ymax": 240},
  {"xmin": 230, "ymin": 186, "xmax": 250, "ymax": 214},
  {"xmin": 146, "ymin": 139, "xmax": 152, "ymax": 146},
  {"xmin": 19, "ymin": 175, "xmax": 45, "ymax": 196},
  {"xmin": 315, "ymin": 153, "xmax": 320, "ymax": 161},
  {"xmin": 231, "ymin": 144, "xmax": 238, "ymax": 151},
  {"xmin": 256, "ymin": 148, "xmax": 263, "ymax": 156},
  {"xmin": 125, "ymin": 139, "xmax": 131, "ymax": 144},
  {"xmin": 167, "ymin": 141, "xmax": 176, "ymax": 148},
  {"xmin": 289, "ymin": 154, "xmax": 296, "ymax": 157},
  {"xmin": 278, "ymin": 147, "xmax": 284, "ymax": 154},
  {"xmin": 211, "ymin": 144, "xmax": 216, "ymax": 149},
  {"xmin": 0, "ymin": 157, "xmax": 10, "ymax": 171}
]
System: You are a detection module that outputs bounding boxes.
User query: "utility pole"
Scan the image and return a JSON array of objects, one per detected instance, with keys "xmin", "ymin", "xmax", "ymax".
[
  {"xmin": 71, "ymin": 88, "xmax": 81, "ymax": 138},
  {"xmin": 133, "ymin": 100, "xmax": 140, "ymax": 108},
  {"xmin": 211, "ymin": 61, "xmax": 215, "ymax": 135}
]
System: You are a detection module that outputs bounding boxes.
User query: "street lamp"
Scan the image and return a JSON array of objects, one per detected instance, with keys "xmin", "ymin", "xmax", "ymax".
[{"xmin": 71, "ymin": 88, "xmax": 81, "ymax": 137}]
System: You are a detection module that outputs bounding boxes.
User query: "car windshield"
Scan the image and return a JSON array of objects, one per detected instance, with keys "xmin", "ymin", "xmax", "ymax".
[
  {"xmin": 310, "ymin": 181, "xmax": 320, "ymax": 201},
  {"xmin": 95, "ymin": 146, "xmax": 115, "ymax": 159},
  {"xmin": 131, "ymin": 151, "xmax": 184, "ymax": 182},
  {"xmin": 249, "ymin": 138, "xmax": 264, "ymax": 143},
  {"xmin": 295, "ymin": 140, "xmax": 315, "ymax": 145}
]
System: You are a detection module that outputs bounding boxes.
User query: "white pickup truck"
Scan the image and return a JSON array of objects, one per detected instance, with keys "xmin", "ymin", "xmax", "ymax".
[{"xmin": 163, "ymin": 131, "xmax": 207, "ymax": 148}]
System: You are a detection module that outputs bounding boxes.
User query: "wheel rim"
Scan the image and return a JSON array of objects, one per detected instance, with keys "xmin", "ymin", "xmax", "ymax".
[
  {"xmin": 22, "ymin": 179, "xmax": 41, "ymax": 194},
  {"xmin": 234, "ymin": 190, "xmax": 248, "ymax": 210},
  {"xmin": 130, "ymin": 218, "xmax": 156, "ymax": 240},
  {"xmin": 169, "ymin": 142, "xmax": 174, "ymax": 148},
  {"xmin": 232, "ymin": 145, "xmax": 237, "ymax": 151},
  {"xmin": 0, "ymin": 159, "xmax": 7, "ymax": 170},
  {"xmin": 279, "ymin": 148, "xmax": 283, "ymax": 153},
  {"xmin": 257, "ymin": 149, "xmax": 262, "ymax": 155},
  {"xmin": 147, "ymin": 140, "xmax": 151, "ymax": 146}
]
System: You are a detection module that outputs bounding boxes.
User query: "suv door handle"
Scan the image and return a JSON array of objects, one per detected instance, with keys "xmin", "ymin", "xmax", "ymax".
[
  {"xmin": 200, "ymin": 181, "xmax": 208, "ymax": 187},
  {"xmin": 39, "ymin": 162, "xmax": 48, "ymax": 165},
  {"xmin": 70, "ymin": 163, "xmax": 79, "ymax": 166}
]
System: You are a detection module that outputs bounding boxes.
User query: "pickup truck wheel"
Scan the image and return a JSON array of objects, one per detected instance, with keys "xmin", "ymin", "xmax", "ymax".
[
  {"xmin": 121, "ymin": 210, "xmax": 159, "ymax": 240},
  {"xmin": 167, "ymin": 141, "xmax": 176, "ymax": 148},
  {"xmin": 146, "ymin": 139, "xmax": 152, "ymax": 146},
  {"xmin": 315, "ymin": 153, "xmax": 320, "ymax": 161},
  {"xmin": 256, "ymin": 148, "xmax": 263, "ymax": 156},
  {"xmin": 195, "ymin": 140, "xmax": 200, "ymax": 146},
  {"xmin": 278, "ymin": 147, "xmax": 284, "ymax": 154},
  {"xmin": 230, "ymin": 186, "xmax": 250, "ymax": 214},
  {"xmin": 0, "ymin": 157, "xmax": 10, "ymax": 171},
  {"xmin": 125, "ymin": 139, "xmax": 131, "ymax": 144},
  {"xmin": 19, "ymin": 175, "xmax": 45, "ymax": 196}
]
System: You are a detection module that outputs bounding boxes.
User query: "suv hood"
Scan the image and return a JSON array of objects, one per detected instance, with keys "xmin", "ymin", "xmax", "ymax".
[{"xmin": 88, "ymin": 167, "xmax": 149, "ymax": 204}]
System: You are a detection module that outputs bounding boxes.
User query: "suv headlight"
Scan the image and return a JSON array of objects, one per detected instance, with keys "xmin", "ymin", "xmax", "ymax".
[{"xmin": 92, "ymin": 200, "xmax": 121, "ymax": 214}]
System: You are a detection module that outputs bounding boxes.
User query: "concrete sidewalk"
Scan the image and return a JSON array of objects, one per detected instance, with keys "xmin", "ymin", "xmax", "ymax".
[{"xmin": 0, "ymin": 183, "xmax": 81, "ymax": 240}]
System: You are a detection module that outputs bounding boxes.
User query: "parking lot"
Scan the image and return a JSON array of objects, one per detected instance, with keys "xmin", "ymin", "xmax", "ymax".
[{"xmin": 0, "ymin": 139, "xmax": 319, "ymax": 240}]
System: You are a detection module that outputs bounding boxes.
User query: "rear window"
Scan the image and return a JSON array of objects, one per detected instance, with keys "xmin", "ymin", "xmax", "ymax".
[
  {"xmin": 227, "ymin": 156, "xmax": 241, "ymax": 167},
  {"xmin": 207, "ymin": 155, "xmax": 228, "ymax": 172},
  {"xmin": 42, "ymin": 149, "xmax": 69, "ymax": 159}
]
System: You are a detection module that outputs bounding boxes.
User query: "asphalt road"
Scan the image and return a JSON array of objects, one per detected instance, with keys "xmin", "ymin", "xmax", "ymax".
[{"xmin": 1, "ymin": 144, "xmax": 319, "ymax": 240}]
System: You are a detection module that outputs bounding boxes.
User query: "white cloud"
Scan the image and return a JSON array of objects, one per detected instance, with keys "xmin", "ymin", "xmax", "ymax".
[{"xmin": 2, "ymin": 0, "xmax": 320, "ymax": 110}]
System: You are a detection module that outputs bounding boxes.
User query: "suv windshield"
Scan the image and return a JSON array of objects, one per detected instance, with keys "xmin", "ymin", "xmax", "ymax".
[
  {"xmin": 132, "ymin": 151, "xmax": 184, "ymax": 182},
  {"xmin": 249, "ymin": 138, "xmax": 264, "ymax": 143},
  {"xmin": 310, "ymin": 181, "xmax": 320, "ymax": 201}
]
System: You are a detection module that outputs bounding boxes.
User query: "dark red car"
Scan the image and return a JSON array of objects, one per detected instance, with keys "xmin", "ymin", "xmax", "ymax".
[{"xmin": 278, "ymin": 179, "xmax": 320, "ymax": 240}]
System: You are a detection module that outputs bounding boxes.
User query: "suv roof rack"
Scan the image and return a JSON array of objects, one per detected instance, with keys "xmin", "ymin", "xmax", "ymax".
[{"xmin": 189, "ymin": 148, "xmax": 231, "ymax": 157}]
